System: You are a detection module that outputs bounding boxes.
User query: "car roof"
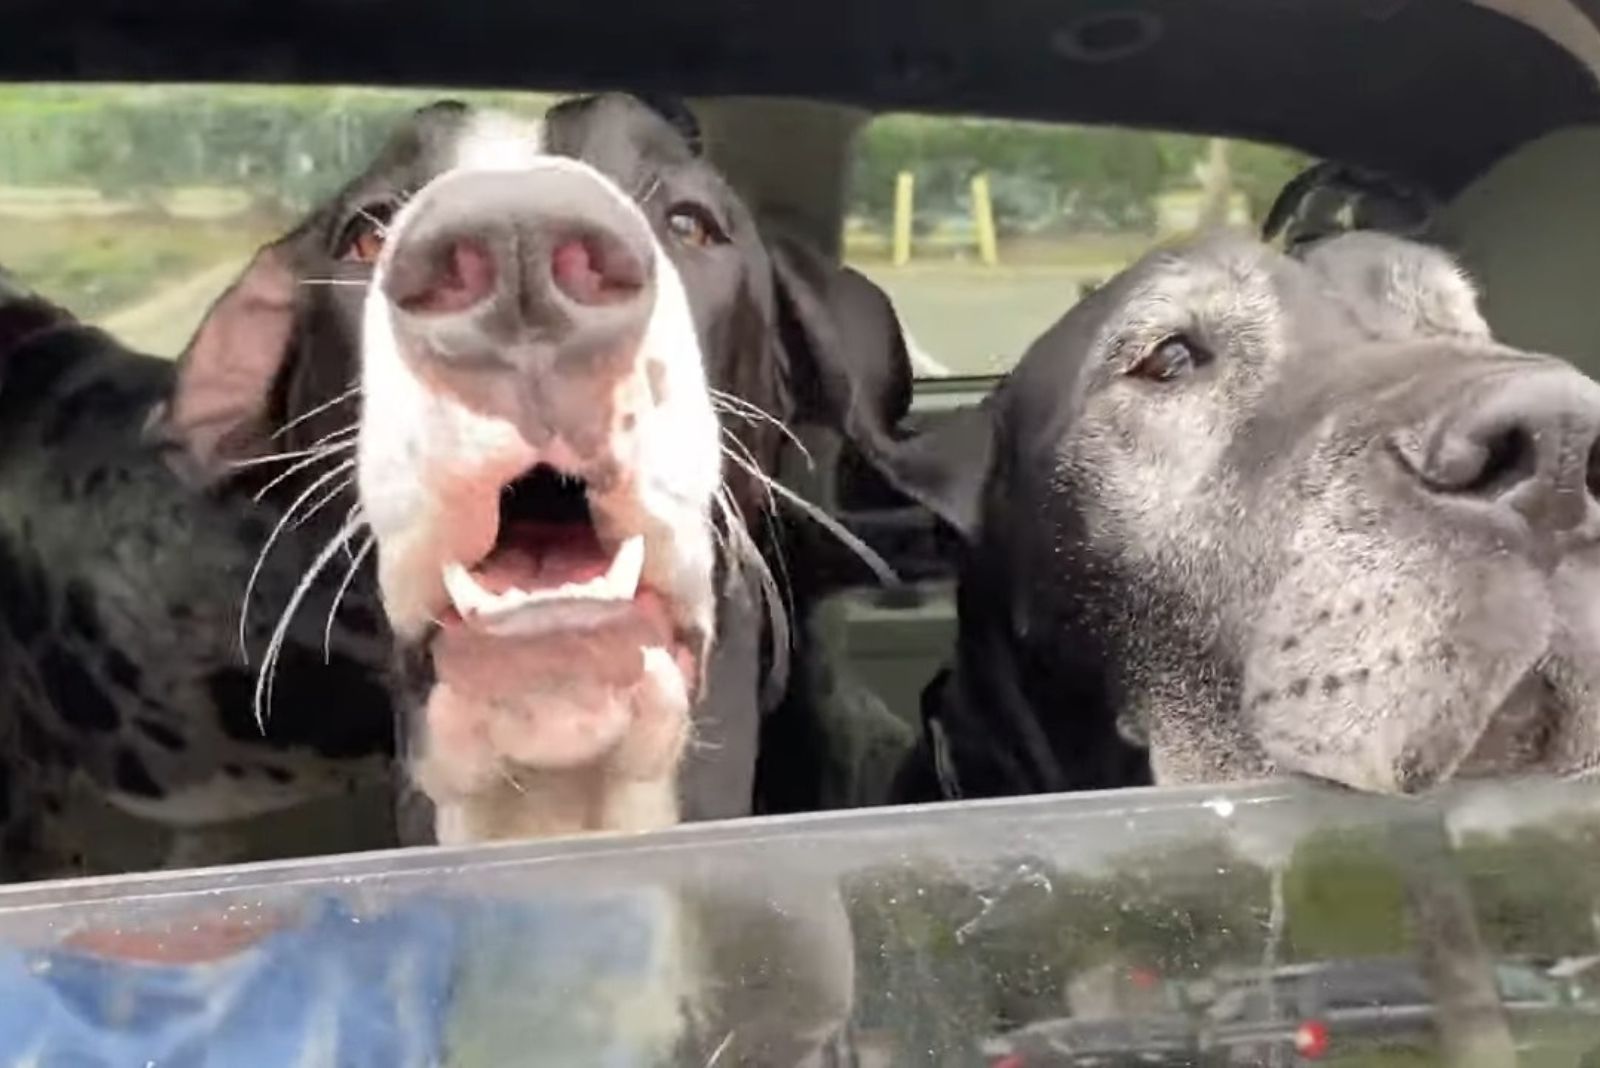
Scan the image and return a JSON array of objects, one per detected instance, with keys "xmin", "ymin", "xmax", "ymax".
[{"xmin": 4, "ymin": 0, "xmax": 1599, "ymax": 194}]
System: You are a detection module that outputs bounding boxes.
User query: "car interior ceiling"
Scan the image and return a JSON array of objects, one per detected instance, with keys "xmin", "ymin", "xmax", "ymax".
[{"xmin": 6, "ymin": 0, "xmax": 1598, "ymax": 194}]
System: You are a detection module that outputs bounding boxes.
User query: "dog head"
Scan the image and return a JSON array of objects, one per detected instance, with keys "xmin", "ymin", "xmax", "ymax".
[
  {"xmin": 921, "ymin": 230, "xmax": 1600, "ymax": 797},
  {"xmin": 159, "ymin": 94, "xmax": 918, "ymax": 842}
]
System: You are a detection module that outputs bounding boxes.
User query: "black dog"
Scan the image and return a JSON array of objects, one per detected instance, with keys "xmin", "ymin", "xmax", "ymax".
[
  {"xmin": 0, "ymin": 272, "xmax": 395, "ymax": 881},
  {"xmin": 895, "ymin": 229, "xmax": 1600, "ymax": 802}
]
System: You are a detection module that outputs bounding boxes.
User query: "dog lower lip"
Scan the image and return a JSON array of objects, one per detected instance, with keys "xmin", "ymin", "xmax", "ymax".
[{"xmin": 441, "ymin": 532, "xmax": 645, "ymax": 636}]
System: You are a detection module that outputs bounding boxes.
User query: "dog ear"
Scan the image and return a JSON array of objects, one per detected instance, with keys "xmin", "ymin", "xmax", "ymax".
[
  {"xmin": 0, "ymin": 269, "xmax": 76, "ymax": 387},
  {"xmin": 764, "ymin": 233, "xmax": 994, "ymax": 542},
  {"xmin": 154, "ymin": 237, "xmax": 300, "ymax": 482},
  {"xmin": 1297, "ymin": 231, "xmax": 1491, "ymax": 342},
  {"xmin": 631, "ymin": 93, "xmax": 704, "ymax": 156}
]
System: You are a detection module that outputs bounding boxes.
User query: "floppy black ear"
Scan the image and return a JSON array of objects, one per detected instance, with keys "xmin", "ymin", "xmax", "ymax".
[
  {"xmin": 151, "ymin": 236, "xmax": 301, "ymax": 483},
  {"xmin": 631, "ymin": 92, "xmax": 704, "ymax": 156},
  {"xmin": 764, "ymin": 233, "xmax": 994, "ymax": 543}
]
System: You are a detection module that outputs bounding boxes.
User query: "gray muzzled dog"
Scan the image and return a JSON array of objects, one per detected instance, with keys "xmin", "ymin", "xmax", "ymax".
[{"xmin": 891, "ymin": 229, "xmax": 1600, "ymax": 800}]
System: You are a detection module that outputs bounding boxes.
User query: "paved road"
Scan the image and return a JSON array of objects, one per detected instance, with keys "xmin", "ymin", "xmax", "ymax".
[{"xmin": 855, "ymin": 263, "xmax": 1103, "ymax": 377}]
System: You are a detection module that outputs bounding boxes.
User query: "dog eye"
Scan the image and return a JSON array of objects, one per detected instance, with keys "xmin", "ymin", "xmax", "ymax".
[
  {"xmin": 666, "ymin": 203, "xmax": 727, "ymax": 247},
  {"xmin": 1130, "ymin": 335, "xmax": 1211, "ymax": 382},
  {"xmin": 336, "ymin": 202, "xmax": 397, "ymax": 264}
]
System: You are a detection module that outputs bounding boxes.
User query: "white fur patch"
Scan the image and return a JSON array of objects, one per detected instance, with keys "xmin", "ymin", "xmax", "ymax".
[{"xmin": 354, "ymin": 111, "xmax": 724, "ymax": 844}]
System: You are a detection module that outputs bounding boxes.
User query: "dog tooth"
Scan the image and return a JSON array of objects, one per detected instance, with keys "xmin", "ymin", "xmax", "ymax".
[
  {"xmin": 443, "ymin": 562, "xmax": 493, "ymax": 616},
  {"xmin": 606, "ymin": 535, "xmax": 646, "ymax": 599}
]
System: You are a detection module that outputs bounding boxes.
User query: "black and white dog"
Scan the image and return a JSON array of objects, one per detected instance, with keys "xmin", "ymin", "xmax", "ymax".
[
  {"xmin": 7, "ymin": 92, "xmax": 915, "ymax": 859},
  {"xmin": 894, "ymin": 229, "xmax": 1600, "ymax": 801}
]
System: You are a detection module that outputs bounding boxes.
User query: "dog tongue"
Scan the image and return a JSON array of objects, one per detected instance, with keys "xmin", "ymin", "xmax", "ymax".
[
  {"xmin": 474, "ymin": 523, "xmax": 614, "ymax": 594},
  {"xmin": 443, "ymin": 526, "xmax": 646, "ymax": 637}
]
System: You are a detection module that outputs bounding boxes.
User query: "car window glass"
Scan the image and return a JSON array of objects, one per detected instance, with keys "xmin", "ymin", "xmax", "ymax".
[
  {"xmin": 840, "ymin": 111, "xmax": 1312, "ymax": 378},
  {"xmin": 0, "ymin": 84, "xmax": 557, "ymax": 355}
]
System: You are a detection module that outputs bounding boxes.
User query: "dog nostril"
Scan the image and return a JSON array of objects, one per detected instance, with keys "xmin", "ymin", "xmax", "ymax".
[
  {"xmin": 1587, "ymin": 440, "xmax": 1600, "ymax": 502},
  {"xmin": 396, "ymin": 238, "xmax": 496, "ymax": 316},
  {"xmin": 550, "ymin": 235, "xmax": 646, "ymax": 307}
]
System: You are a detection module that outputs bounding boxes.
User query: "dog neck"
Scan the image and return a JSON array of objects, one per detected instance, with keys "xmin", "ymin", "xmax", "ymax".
[
  {"xmin": 430, "ymin": 771, "xmax": 679, "ymax": 845},
  {"xmin": 914, "ymin": 550, "xmax": 1154, "ymax": 800}
]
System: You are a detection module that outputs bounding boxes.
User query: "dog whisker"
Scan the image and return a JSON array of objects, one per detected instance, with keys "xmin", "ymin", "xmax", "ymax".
[
  {"xmin": 703, "ymin": 1031, "xmax": 735, "ymax": 1067},
  {"xmin": 273, "ymin": 384, "xmax": 362, "ymax": 441},
  {"xmin": 297, "ymin": 278, "xmax": 371, "ymax": 288},
  {"xmin": 324, "ymin": 532, "xmax": 375, "ymax": 662},
  {"xmin": 290, "ymin": 475, "xmax": 354, "ymax": 533},
  {"xmin": 238, "ymin": 457, "xmax": 357, "ymax": 664},
  {"xmin": 228, "ymin": 428, "xmax": 358, "ymax": 473},
  {"xmin": 632, "ymin": 174, "xmax": 663, "ymax": 206},
  {"xmin": 250, "ymin": 428, "xmax": 359, "ymax": 504},
  {"xmin": 714, "ymin": 486, "xmax": 791, "ymax": 706},
  {"xmin": 710, "ymin": 390, "xmax": 813, "ymax": 466},
  {"xmin": 719, "ymin": 433, "xmax": 779, "ymax": 516},
  {"xmin": 759, "ymin": 499, "xmax": 794, "ymax": 624},
  {"xmin": 721, "ymin": 448, "xmax": 900, "ymax": 590},
  {"xmin": 355, "ymin": 206, "xmax": 392, "ymax": 235},
  {"xmin": 717, "ymin": 434, "xmax": 799, "ymax": 613},
  {"xmin": 254, "ymin": 512, "xmax": 368, "ymax": 730}
]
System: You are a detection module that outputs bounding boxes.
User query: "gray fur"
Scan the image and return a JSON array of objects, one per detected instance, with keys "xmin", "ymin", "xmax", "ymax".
[{"xmin": 909, "ymin": 230, "xmax": 1600, "ymax": 799}]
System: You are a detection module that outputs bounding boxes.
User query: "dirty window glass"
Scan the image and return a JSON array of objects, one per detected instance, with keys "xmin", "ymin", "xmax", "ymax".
[
  {"xmin": 4, "ymin": 780, "xmax": 1600, "ymax": 1065},
  {"xmin": 843, "ymin": 112, "xmax": 1312, "ymax": 378},
  {"xmin": 0, "ymin": 85, "xmax": 557, "ymax": 356}
]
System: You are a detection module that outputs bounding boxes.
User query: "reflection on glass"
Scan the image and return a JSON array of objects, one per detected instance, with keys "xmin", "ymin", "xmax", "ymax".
[{"xmin": 0, "ymin": 778, "xmax": 1597, "ymax": 1066}]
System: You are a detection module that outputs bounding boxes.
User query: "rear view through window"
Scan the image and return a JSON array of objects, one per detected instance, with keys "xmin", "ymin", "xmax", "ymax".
[{"xmin": 842, "ymin": 112, "xmax": 1310, "ymax": 377}]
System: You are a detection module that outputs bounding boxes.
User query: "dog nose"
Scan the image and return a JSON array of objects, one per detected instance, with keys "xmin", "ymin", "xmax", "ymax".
[
  {"xmin": 381, "ymin": 167, "xmax": 655, "ymax": 365},
  {"xmin": 1392, "ymin": 367, "xmax": 1600, "ymax": 537}
]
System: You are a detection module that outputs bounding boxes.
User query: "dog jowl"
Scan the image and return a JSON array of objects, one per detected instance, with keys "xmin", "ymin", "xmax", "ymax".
[
  {"xmin": 163, "ymin": 94, "xmax": 921, "ymax": 845},
  {"xmin": 912, "ymin": 230, "xmax": 1600, "ymax": 798}
]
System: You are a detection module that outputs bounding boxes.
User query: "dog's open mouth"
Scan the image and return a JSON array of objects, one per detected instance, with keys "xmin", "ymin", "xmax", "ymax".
[{"xmin": 441, "ymin": 464, "xmax": 646, "ymax": 637}]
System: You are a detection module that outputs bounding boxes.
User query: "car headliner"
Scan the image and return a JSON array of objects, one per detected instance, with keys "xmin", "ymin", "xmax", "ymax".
[{"xmin": 2, "ymin": 0, "xmax": 1598, "ymax": 194}]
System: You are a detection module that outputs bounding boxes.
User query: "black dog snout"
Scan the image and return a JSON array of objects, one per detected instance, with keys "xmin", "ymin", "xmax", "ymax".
[
  {"xmin": 1394, "ymin": 368, "xmax": 1600, "ymax": 537},
  {"xmin": 382, "ymin": 168, "xmax": 656, "ymax": 367}
]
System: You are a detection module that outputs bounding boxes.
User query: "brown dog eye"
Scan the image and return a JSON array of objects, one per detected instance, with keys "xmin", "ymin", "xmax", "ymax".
[
  {"xmin": 1130, "ymin": 335, "xmax": 1209, "ymax": 382},
  {"xmin": 666, "ymin": 203, "xmax": 726, "ymax": 247},
  {"xmin": 337, "ymin": 202, "xmax": 396, "ymax": 264}
]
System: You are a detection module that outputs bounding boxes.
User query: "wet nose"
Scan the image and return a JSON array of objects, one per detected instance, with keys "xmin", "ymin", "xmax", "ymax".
[
  {"xmin": 381, "ymin": 167, "xmax": 655, "ymax": 367},
  {"xmin": 1392, "ymin": 367, "xmax": 1600, "ymax": 537}
]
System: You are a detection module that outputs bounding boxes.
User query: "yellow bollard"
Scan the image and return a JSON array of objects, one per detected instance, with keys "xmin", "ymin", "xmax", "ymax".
[
  {"xmin": 971, "ymin": 172, "xmax": 999, "ymax": 268},
  {"xmin": 892, "ymin": 170, "xmax": 915, "ymax": 267}
]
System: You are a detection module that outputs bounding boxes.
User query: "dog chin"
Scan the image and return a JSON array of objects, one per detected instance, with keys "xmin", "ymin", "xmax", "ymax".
[
  {"xmin": 1251, "ymin": 648, "xmax": 1580, "ymax": 795},
  {"xmin": 408, "ymin": 596, "xmax": 700, "ymax": 842}
]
